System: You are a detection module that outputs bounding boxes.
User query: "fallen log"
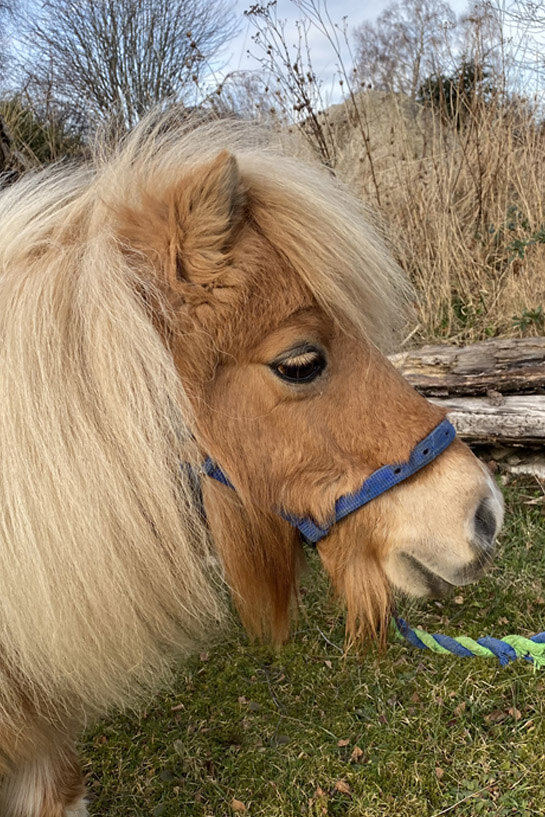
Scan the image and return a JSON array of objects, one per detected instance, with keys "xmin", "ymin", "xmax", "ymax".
[
  {"xmin": 390, "ymin": 338, "xmax": 545, "ymax": 477},
  {"xmin": 429, "ymin": 394, "xmax": 545, "ymax": 478},
  {"xmin": 428, "ymin": 394, "xmax": 545, "ymax": 445},
  {"xmin": 390, "ymin": 337, "xmax": 545, "ymax": 397}
]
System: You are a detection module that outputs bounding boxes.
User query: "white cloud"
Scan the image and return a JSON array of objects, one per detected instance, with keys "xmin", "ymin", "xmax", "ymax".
[{"xmin": 211, "ymin": 0, "xmax": 470, "ymax": 97}]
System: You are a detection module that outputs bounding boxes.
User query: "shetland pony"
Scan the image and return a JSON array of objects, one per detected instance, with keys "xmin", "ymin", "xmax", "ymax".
[{"xmin": 0, "ymin": 116, "xmax": 503, "ymax": 816}]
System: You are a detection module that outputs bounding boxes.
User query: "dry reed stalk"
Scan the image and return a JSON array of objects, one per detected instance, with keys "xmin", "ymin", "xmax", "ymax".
[{"xmin": 328, "ymin": 91, "xmax": 545, "ymax": 342}]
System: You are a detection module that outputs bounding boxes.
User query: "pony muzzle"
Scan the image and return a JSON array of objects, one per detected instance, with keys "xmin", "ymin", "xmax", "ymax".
[{"xmin": 384, "ymin": 457, "xmax": 504, "ymax": 599}]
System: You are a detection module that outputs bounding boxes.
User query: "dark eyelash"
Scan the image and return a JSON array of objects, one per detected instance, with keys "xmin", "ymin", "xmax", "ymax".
[{"xmin": 271, "ymin": 347, "xmax": 327, "ymax": 384}]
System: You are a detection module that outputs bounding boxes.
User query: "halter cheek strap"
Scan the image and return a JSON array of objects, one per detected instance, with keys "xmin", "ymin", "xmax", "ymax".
[{"xmin": 201, "ymin": 417, "xmax": 456, "ymax": 545}]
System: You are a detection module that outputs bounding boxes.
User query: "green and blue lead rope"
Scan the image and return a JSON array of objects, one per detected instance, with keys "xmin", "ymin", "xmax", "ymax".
[{"xmin": 394, "ymin": 617, "xmax": 545, "ymax": 668}]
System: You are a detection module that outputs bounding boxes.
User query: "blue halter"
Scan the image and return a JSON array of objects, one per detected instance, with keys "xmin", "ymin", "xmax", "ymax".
[{"xmin": 201, "ymin": 417, "xmax": 456, "ymax": 545}]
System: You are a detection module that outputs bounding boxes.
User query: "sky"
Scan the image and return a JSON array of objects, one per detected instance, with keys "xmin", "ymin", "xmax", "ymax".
[
  {"xmin": 226, "ymin": 0, "xmax": 384, "ymax": 73},
  {"xmin": 214, "ymin": 0, "xmax": 470, "ymax": 94}
]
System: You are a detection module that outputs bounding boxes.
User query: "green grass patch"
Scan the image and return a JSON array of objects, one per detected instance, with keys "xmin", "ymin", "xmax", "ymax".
[{"xmin": 82, "ymin": 478, "xmax": 545, "ymax": 816}]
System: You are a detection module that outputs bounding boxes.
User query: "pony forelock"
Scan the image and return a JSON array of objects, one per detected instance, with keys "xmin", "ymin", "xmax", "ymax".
[{"xmin": 98, "ymin": 112, "xmax": 408, "ymax": 349}]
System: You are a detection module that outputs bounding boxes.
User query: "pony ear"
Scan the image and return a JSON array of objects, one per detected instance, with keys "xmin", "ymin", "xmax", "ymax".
[{"xmin": 117, "ymin": 150, "xmax": 246, "ymax": 295}]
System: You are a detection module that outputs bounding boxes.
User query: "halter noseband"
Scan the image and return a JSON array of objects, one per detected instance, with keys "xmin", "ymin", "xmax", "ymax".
[{"xmin": 200, "ymin": 417, "xmax": 456, "ymax": 545}]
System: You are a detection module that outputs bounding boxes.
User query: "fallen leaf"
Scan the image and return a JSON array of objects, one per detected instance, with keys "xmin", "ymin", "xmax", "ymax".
[
  {"xmin": 334, "ymin": 780, "xmax": 351, "ymax": 795},
  {"xmin": 435, "ymin": 767, "xmax": 444, "ymax": 779},
  {"xmin": 324, "ymin": 660, "xmax": 333, "ymax": 669},
  {"xmin": 508, "ymin": 707, "xmax": 522, "ymax": 720},
  {"xmin": 337, "ymin": 738, "xmax": 350, "ymax": 747},
  {"xmin": 309, "ymin": 788, "xmax": 328, "ymax": 814},
  {"xmin": 454, "ymin": 701, "xmax": 466, "ymax": 716},
  {"xmin": 485, "ymin": 709, "xmax": 506, "ymax": 723},
  {"xmin": 454, "ymin": 595, "xmax": 464, "ymax": 605},
  {"xmin": 350, "ymin": 745, "xmax": 364, "ymax": 763},
  {"xmin": 231, "ymin": 798, "xmax": 246, "ymax": 813}
]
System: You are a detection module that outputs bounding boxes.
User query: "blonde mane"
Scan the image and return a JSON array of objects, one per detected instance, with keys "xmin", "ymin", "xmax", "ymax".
[
  {"xmin": 97, "ymin": 115, "xmax": 407, "ymax": 348},
  {"xmin": 0, "ymin": 115, "xmax": 406, "ymax": 729}
]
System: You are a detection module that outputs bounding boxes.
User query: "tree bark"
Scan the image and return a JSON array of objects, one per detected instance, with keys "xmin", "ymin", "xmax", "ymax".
[
  {"xmin": 390, "ymin": 337, "xmax": 545, "ymax": 396},
  {"xmin": 427, "ymin": 394, "xmax": 545, "ymax": 445},
  {"xmin": 390, "ymin": 338, "xmax": 545, "ymax": 475},
  {"xmin": 0, "ymin": 114, "xmax": 12, "ymax": 175}
]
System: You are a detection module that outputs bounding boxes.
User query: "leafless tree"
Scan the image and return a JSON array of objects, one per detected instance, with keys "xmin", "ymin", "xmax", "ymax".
[
  {"xmin": 492, "ymin": 0, "xmax": 545, "ymax": 96},
  {"xmin": 0, "ymin": 0, "xmax": 13, "ymax": 80},
  {"xmin": 17, "ymin": 0, "xmax": 239, "ymax": 131},
  {"xmin": 0, "ymin": 0, "xmax": 15, "ymax": 172},
  {"xmin": 353, "ymin": 0, "xmax": 457, "ymax": 100},
  {"xmin": 459, "ymin": 1, "xmax": 505, "ymax": 78},
  {"xmin": 213, "ymin": 71, "xmax": 282, "ymax": 122}
]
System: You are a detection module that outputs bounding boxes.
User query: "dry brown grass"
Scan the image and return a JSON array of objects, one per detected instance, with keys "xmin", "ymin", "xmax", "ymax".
[{"xmin": 325, "ymin": 91, "xmax": 545, "ymax": 343}]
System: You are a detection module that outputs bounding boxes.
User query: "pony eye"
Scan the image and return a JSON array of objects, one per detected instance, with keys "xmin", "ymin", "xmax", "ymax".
[{"xmin": 271, "ymin": 347, "xmax": 327, "ymax": 384}]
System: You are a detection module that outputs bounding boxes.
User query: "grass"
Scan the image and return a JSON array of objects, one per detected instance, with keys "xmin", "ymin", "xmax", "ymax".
[
  {"xmin": 82, "ymin": 477, "xmax": 545, "ymax": 817},
  {"xmin": 332, "ymin": 93, "xmax": 545, "ymax": 344}
]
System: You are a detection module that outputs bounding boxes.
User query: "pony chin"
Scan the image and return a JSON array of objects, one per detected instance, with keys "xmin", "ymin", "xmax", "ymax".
[
  {"xmin": 202, "ymin": 480, "xmax": 304, "ymax": 644},
  {"xmin": 203, "ymin": 480, "xmax": 392, "ymax": 648},
  {"xmin": 317, "ymin": 512, "xmax": 392, "ymax": 646}
]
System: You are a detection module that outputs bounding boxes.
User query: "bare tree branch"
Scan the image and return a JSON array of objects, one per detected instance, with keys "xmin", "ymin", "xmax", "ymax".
[
  {"xmin": 16, "ymin": 0, "xmax": 239, "ymax": 131},
  {"xmin": 353, "ymin": 0, "xmax": 457, "ymax": 100}
]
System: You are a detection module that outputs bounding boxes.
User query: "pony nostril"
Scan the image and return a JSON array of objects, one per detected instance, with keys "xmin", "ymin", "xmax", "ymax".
[{"xmin": 474, "ymin": 498, "xmax": 497, "ymax": 547}]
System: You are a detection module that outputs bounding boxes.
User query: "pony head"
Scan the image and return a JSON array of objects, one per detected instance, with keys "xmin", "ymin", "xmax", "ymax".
[
  {"xmin": 0, "ymin": 118, "xmax": 504, "ymax": 728},
  {"xmin": 0, "ymin": 114, "xmax": 506, "ymax": 816},
  {"xmin": 111, "ymin": 120, "xmax": 503, "ymax": 644}
]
